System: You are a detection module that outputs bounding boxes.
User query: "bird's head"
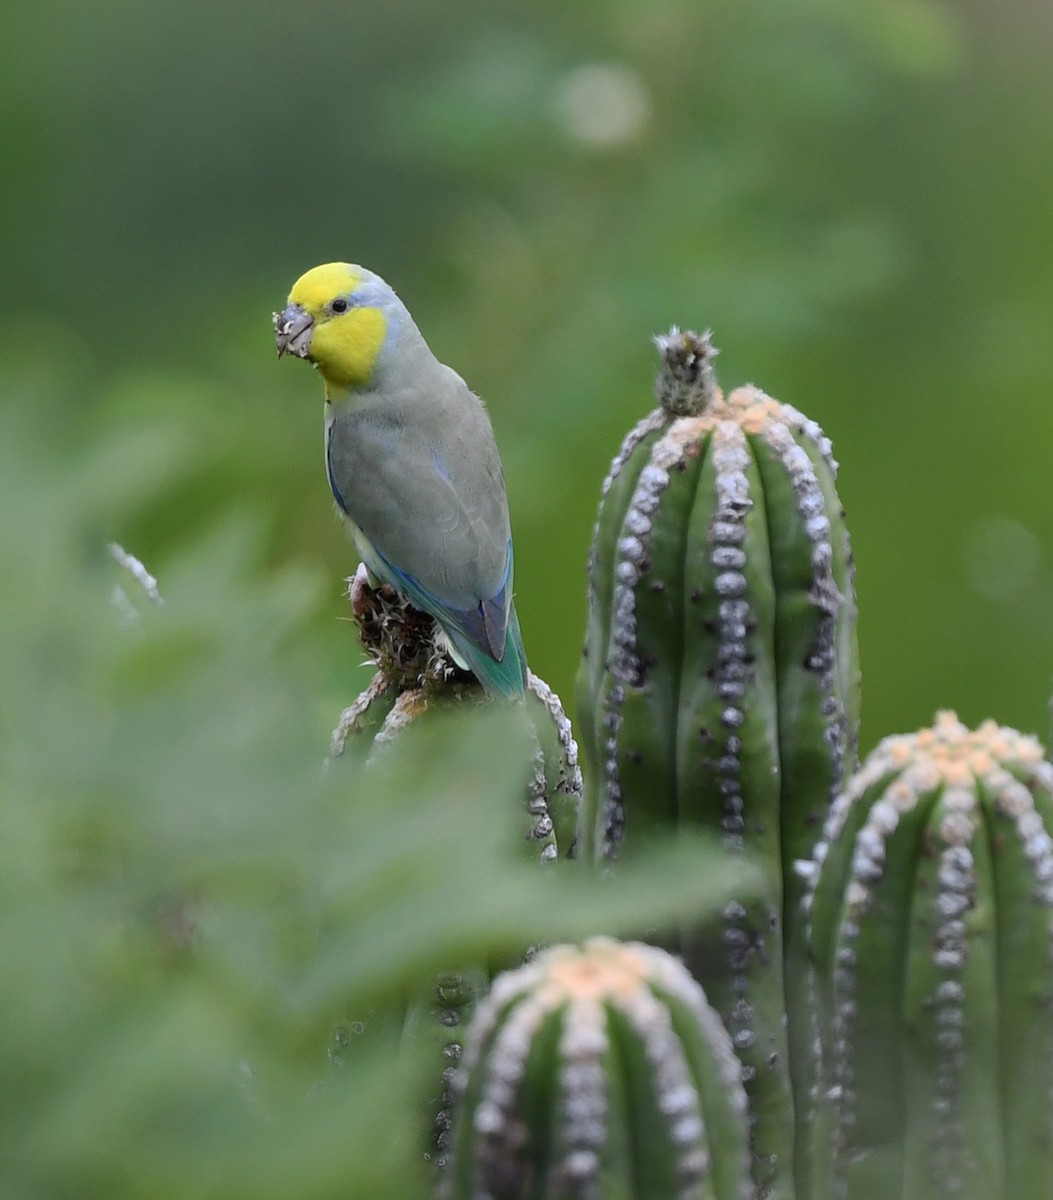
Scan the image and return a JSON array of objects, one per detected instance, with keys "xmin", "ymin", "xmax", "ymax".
[{"xmin": 273, "ymin": 263, "xmax": 400, "ymax": 392}]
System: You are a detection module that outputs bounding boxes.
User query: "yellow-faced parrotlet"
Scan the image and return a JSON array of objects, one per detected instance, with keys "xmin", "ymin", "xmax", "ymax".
[{"xmin": 274, "ymin": 262, "xmax": 527, "ymax": 699}]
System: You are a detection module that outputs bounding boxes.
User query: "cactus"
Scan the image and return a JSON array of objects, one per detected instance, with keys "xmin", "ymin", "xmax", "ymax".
[
  {"xmin": 445, "ymin": 937, "xmax": 752, "ymax": 1200},
  {"xmin": 330, "ymin": 565, "xmax": 583, "ymax": 862},
  {"xmin": 327, "ymin": 566, "xmax": 585, "ymax": 1171},
  {"xmin": 399, "ymin": 967, "xmax": 492, "ymax": 1172},
  {"xmin": 576, "ymin": 329, "xmax": 860, "ymax": 1196},
  {"xmin": 804, "ymin": 711, "xmax": 1053, "ymax": 1200}
]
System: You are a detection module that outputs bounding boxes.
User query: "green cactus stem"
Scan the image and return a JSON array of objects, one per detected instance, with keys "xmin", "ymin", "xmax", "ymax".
[
  {"xmin": 577, "ymin": 325, "xmax": 859, "ymax": 886},
  {"xmin": 445, "ymin": 937, "xmax": 752, "ymax": 1200},
  {"xmin": 576, "ymin": 329, "xmax": 860, "ymax": 1197},
  {"xmin": 328, "ymin": 569, "xmax": 585, "ymax": 1172},
  {"xmin": 330, "ymin": 565, "xmax": 582, "ymax": 861},
  {"xmin": 804, "ymin": 712, "xmax": 1053, "ymax": 1200}
]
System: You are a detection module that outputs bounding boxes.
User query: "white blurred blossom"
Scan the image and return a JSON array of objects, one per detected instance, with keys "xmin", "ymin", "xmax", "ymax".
[{"xmin": 551, "ymin": 62, "xmax": 652, "ymax": 149}]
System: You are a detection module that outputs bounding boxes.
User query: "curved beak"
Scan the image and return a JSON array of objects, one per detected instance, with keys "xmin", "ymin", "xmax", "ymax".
[{"xmin": 273, "ymin": 303, "xmax": 314, "ymax": 360}]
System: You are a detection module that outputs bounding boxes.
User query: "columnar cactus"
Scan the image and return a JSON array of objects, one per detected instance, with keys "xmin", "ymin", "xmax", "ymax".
[
  {"xmin": 576, "ymin": 329, "xmax": 860, "ymax": 1196},
  {"xmin": 328, "ymin": 567, "xmax": 585, "ymax": 1172},
  {"xmin": 330, "ymin": 566, "xmax": 582, "ymax": 862},
  {"xmin": 804, "ymin": 712, "xmax": 1053, "ymax": 1200},
  {"xmin": 445, "ymin": 937, "xmax": 752, "ymax": 1200}
]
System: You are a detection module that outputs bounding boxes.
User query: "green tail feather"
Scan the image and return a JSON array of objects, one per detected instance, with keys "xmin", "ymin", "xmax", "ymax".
[{"xmin": 451, "ymin": 602, "xmax": 527, "ymax": 700}]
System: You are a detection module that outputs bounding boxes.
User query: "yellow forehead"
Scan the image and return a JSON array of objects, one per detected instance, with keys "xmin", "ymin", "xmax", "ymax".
[{"xmin": 288, "ymin": 262, "xmax": 364, "ymax": 314}]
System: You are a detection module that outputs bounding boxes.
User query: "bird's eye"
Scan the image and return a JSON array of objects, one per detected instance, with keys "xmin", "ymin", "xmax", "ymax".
[{"xmin": 331, "ymin": 297, "xmax": 350, "ymax": 314}]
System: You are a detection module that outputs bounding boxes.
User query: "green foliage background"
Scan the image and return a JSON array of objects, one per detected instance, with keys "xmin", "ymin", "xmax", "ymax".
[{"xmin": 3, "ymin": 0, "xmax": 1052, "ymax": 1193}]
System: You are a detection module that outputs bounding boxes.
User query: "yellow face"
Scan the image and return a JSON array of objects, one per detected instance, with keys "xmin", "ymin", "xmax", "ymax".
[{"xmin": 284, "ymin": 262, "xmax": 387, "ymax": 391}]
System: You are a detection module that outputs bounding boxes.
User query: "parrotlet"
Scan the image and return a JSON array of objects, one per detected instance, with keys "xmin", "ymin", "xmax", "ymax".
[{"xmin": 273, "ymin": 262, "xmax": 528, "ymax": 699}]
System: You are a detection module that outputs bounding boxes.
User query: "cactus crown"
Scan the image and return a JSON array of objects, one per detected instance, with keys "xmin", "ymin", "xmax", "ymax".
[
  {"xmin": 349, "ymin": 564, "xmax": 469, "ymax": 692},
  {"xmin": 808, "ymin": 710, "xmax": 1051, "ymax": 882}
]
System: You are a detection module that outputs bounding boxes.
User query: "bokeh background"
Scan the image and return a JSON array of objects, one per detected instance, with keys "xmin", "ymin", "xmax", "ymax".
[
  {"xmin": 5, "ymin": 0, "xmax": 1051, "ymax": 745},
  {"xmin": 3, "ymin": 2, "xmax": 1053, "ymax": 1194}
]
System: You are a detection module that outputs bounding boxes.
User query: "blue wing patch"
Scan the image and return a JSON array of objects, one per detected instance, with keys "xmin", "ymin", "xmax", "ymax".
[{"xmin": 374, "ymin": 540, "xmax": 514, "ymax": 665}]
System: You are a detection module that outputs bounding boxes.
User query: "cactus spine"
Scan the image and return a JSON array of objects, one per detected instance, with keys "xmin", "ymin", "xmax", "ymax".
[
  {"xmin": 804, "ymin": 712, "xmax": 1053, "ymax": 1200},
  {"xmin": 446, "ymin": 937, "xmax": 752, "ymax": 1200},
  {"xmin": 577, "ymin": 330, "xmax": 860, "ymax": 1196}
]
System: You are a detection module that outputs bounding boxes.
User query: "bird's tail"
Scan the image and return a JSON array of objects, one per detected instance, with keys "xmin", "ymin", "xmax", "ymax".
[{"xmin": 455, "ymin": 602, "xmax": 528, "ymax": 700}]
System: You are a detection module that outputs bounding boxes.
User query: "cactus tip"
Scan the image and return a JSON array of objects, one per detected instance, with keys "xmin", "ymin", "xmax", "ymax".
[{"xmin": 653, "ymin": 327, "xmax": 720, "ymax": 416}]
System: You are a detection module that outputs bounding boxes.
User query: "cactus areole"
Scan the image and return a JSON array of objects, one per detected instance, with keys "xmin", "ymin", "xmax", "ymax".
[{"xmin": 805, "ymin": 713, "xmax": 1053, "ymax": 1200}]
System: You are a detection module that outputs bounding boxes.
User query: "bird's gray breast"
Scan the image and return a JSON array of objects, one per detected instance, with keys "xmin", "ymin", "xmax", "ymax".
[{"xmin": 325, "ymin": 378, "xmax": 511, "ymax": 610}]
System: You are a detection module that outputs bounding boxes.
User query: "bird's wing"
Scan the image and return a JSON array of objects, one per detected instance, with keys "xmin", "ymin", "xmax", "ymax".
[
  {"xmin": 372, "ymin": 537, "xmax": 514, "ymax": 667},
  {"xmin": 326, "ymin": 380, "xmax": 512, "ymax": 660}
]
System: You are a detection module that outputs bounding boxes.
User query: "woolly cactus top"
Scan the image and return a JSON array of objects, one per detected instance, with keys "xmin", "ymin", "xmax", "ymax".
[
  {"xmin": 519, "ymin": 938, "xmax": 726, "ymax": 1009},
  {"xmin": 465, "ymin": 938, "xmax": 743, "ymax": 1082},
  {"xmin": 348, "ymin": 563, "xmax": 468, "ymax": 691},
  {"xmin": 664, "ymin": 381, "xmax": 837, "ymax": 465},
  {"xmin": 651, "ymin": 328, "xmax": 836, "ymax": 466},
  {"xmin": 808, "ymin": 710, "xmax": 1052, "ymax": 887}
]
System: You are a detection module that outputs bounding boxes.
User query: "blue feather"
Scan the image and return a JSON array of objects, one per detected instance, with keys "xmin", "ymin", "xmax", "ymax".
[{"xmin": 374, "ymin": 541, "xmax": 527, "ymax": 700}]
